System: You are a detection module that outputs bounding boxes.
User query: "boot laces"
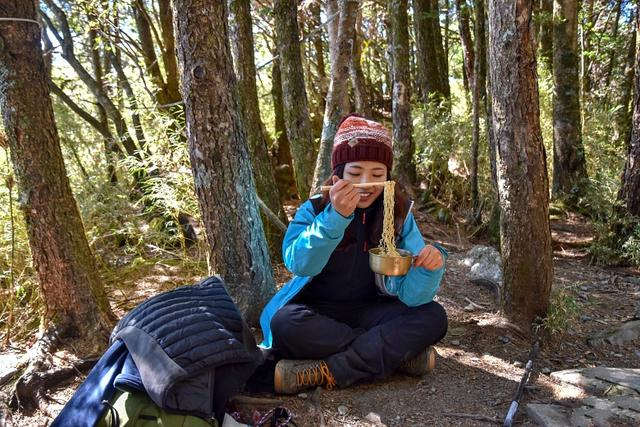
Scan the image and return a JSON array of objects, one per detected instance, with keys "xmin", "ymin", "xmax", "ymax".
[{"xmin": 295, "ymin": 361, "xmax": 336, "ymax": 390}]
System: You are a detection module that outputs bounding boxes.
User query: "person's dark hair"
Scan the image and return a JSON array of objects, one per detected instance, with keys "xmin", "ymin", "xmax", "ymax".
[{"xmin": 315, "ymin": 164, "xmax": 410, "ymax": 251}]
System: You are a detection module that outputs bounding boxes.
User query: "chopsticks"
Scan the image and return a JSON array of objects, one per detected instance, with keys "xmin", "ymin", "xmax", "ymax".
[{"xmin": 319, "ymin": 181, "xmax": 389, "ymax": 191}]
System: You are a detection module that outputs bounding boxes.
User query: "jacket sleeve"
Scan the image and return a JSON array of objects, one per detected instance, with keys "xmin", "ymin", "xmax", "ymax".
[
  {"xmin": 282, "ymin": 199, "xmax": 353, "ymax": 277},
  {"xmin": 381, "ymin": 212, "xmax": 448, "ymax": 306}
]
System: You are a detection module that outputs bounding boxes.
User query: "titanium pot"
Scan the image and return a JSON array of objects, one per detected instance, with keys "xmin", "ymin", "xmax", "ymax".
[{"xmin": 369, "ymin": 247, "xmax": 413, "ymax": 276}]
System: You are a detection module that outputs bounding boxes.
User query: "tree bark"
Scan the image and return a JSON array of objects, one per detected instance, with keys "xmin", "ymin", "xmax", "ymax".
[
  {"xmin": 157, "ymin": 0, "xmax": 180, "ymax": 102},
  {"xmin": 413, "ymin": 0, "xmax": 449, "ymax": 103},
  {"xmin": 271, "ymin": 58, "xmax": 297, "ymax": 200},
  {"xmin": 456, "ymin": 0, "xmax": 474, "ymax": 95},
  {"xmin": 312, "ymin": 0, "xmax": 357, "ymax": 192},
  {"xmin": 389, "ymin": 0, "xmax": 417, "ymax": 187},
  {"xmin": 604, "ymin": 0, "xmax": 623, "ymax": 88},
  {"xmin": 310, "ymin": 1, "xmax": 328, "ymax": 114},
  {"xmin": 0, "ymin": 1, "xmax": 113, "ymax": 342},
  {"xmin": 619, "ymin": 10, "xmax": 640, "ymax": 217},
  {"xmin": 433, "ymin": 0, "xmax": 451, "ymax": 100},
  {"xmin": 274, "ymin": 0, "xmax": 317, "ymax": 198},
  {"xmin": 173, "ymin": 0, "xmax": 275, "ymax": 325},
  {"xmin": 488, "ymin": 0, "xmax": 553, "ymax": 329},
  {"xmin": 471, "ymin": 0, "xmax": 487, "ymax": 222},
  {"xmin": 539, "ymin": 0, "xmax": 553, "ymax": 70},
  {"xmin": 351, "ymin": 7, "xmax": 371, "ymax": 117},
  {"xmin": 87, "ymin": 28, "xmax": 118, "ymax": 183},
  {"xmin": 581, "ymin": 0, "xmax": 594, "ymax": 100},
  {"xmin": 552, "ymin": 0, "xmax": 587, "ymax": 201},
  {"xmin": 613, "ymin": 18, "xmax": 636, "ymax": 151},
  {"xmin": 228, "ymin": 0, "xmax": 287, "ymax": 256}
]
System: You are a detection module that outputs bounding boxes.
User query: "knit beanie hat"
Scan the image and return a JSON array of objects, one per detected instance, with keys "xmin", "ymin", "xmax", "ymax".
[{"xmin": 331, "ymin": 115, "xmax": 393, "ymax": 170}]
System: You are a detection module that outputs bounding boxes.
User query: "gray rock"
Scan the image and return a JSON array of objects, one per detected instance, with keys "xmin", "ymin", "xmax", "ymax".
[
  {"xmin": 513, "ymin": 361, "xmax": 524, "ymax": 368},
  {"xmin": 450, "ymin": 340, "xmax": 460, "ymax": 346},
  {"xmin": 542, "ymin": 368, "xmax": 551, "ymax": 375},
  {"xmin": 461, "ymin": 245, "xmax": 503, "ymax": 288},
  {"xmin": 337, "ymin": 405, "xmax": 348, "ymax": 416},
  {"xmin": 526, "ymin": 404, "xmax": 571, "ymax": 426},
  {"xmin": 364, "ymin": 412, "xmax": 386, "ymax": 426},
  {"xmin": 297, "ymin": 393, "xmax": 307, "ymax": 399},
  {"xmin": 588, "ymin": 320, "xmax": 640, "ymax": 347},
  {"xmin": 551, "ymin": 367, "xmax": 640, "ymax": 395},
  {"xmin": 0, "ymin": 353, "xmax": 22, "ymax": 386}
]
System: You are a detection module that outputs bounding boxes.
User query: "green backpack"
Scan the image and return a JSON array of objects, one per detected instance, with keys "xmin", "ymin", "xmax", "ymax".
[{"xmin": 96, "ymin": 390, "xmax": 218, "ymax": 427}]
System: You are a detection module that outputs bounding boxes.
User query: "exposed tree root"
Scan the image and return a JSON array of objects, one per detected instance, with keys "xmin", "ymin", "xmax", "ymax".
[{"xmin": 8, "ymin": 323, "xmax": 104, "ymax": 413}]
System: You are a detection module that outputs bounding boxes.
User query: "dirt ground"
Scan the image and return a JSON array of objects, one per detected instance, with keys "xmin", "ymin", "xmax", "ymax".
[{"xmin": 1, "ymin": 208, "xmax": 639, "ymax": 426}]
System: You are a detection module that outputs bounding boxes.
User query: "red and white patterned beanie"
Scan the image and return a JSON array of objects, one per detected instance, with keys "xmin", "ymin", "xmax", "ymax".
[{"xmin": 331, "ymin": 114, "xmax": 393, "ymax": 171}]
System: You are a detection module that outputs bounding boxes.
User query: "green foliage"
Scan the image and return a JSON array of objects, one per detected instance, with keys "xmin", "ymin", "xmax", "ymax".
[{"xmin": 544, "ymin": 286, "xmax": 580, "ymax": 335}]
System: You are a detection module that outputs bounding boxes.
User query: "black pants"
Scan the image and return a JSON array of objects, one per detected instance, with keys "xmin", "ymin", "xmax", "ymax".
[{"xmin": 270, "ymin": 298, "xmax": 448, "ymax": 387}]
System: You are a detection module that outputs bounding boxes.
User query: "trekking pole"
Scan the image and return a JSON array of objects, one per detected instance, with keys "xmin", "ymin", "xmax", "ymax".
[{"xmin": 503, "ymin": 322, "xmax": 542, "ymax": 427}]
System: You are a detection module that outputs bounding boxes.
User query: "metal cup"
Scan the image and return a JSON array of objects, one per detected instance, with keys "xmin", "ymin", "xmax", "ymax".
[{"xmin": 369, "ymin": 247, "xmax": 413, "ymax": 276}]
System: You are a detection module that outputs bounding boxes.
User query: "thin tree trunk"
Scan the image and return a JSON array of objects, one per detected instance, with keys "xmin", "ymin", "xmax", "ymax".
[
  {"xmin": 389, "ymin": 0, "xmax": 417, "ymax": 187},
  {"xmin": 271, "ymin": 58, "xmax": 297, "ymax": 200},
  {"xmin": 312, "ymin": 0, "xmax": 357, "ymax": 191},
  {"xmin": 41, "ymin": 1, "xmax": 140, "ymax": 160},
  {"xmin": 157, "ymin": 0, "xmax": 180, "ymax": 102},
  {"xmin": 471, "ymin": 0, "xmax": 487, "ymax": 223},
  {"xmin": 552, "ymin": 0, "xmax": 587, "ymax": 201},
  {"xmin": 228, "ymin": 0, "xmax": 287, "ymax": 256},
  {"xmin": 173, "ymin": 0, "xmax": 275, "ymax": 325},
  {"xmin": 310, "ymin": 1, "xmax": 328, "ymax": 113},
  {"xmin": 273, "ymin": 0, "xmax": 319, "ymax": 198},
  {"xmin": 351, "ymin": 7, "xmax": 371, "ymax": 116},
  {"xmin": 604, "ymin": 0, "xmax": 623, "ymax": 88},
  {"xmin": 87, "ymin": 28, "xmax": 118, "ymax": 183},
  {"xmin": 0, "ymin": 1, "xmax": 113, "ymax": 342},
  {"xmin": 456, "ymin": 0, "xmax": 474, "ymax": 95},
  {"xmin": 432, "ymin": 0, "xmax": 451, "ymax": 100},
  {"xmin": 539, "ymin": 0, "xmax": 553, "ymax": 70},
  {"xmin": 488, "ymin": 0, "xmax": 553, "ymax": 329},
  {"xmin": 619, "ymin": 10, "xmax": 640, "ymax": 217},
  {"xmin": 581, "ymin": 0, "xmax": 594, "ymax": 100}
]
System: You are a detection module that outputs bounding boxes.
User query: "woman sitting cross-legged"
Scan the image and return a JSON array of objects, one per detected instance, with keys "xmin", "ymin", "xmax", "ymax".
[{"xmin": 259, "ymin": 115, "xmax": 448, "ymax": 394}]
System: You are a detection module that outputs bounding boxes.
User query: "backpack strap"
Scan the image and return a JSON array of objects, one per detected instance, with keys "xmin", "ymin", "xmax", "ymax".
[{"xmin": 309, "ymin": 195, "xmax": 325, "ymax": 216}]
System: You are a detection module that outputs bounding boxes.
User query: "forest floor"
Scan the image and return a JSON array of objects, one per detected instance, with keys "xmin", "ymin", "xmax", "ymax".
[{"xmin": 1, "ymin": 204, "xmax": 639, "ymax": 426}]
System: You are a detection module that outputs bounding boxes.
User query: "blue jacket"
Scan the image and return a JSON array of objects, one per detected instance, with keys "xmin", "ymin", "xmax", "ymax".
[{"xmin": 259, "ymin": 198, "xmax": 448, "ymax": 348}]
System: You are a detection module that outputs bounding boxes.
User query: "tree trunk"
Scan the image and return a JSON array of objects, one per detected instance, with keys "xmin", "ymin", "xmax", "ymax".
[
  {"xmin": 488, "ymin": 0, "xmax": 553, "ymax": 330},
  {"xmin": 581, "ymin": 0, "xmax": 594, "ymax": 100},
  {"xmin": 471, "ymin": 0, "xmax": 487, "ymax": 223},
  {"xmin": 87, "ymin": 28, "xmax": 118, "ymax": 183},
  {"xmin": 0, "ymin": 1, "xmax": 113, "ymax": 342},
  {"xmin": 413, "ymin": 0, "xmax": 449, "ymax": 103},
  {"xmin": 539, "ymin": 0, "xmax": 553, "ymax": 70},
  {"xmin": 157, "ymin": 0, "xmax": 180, "ymax": 102},
  {"xmin": 351, "ymin": 7, "xmax": 371, "ymax": 117},
  {"xmin": 173, "ymin": 0, "xmax": 275, "ymax": 325},
  {"xmin": 274, "ymin": 0, "xmax": 318, "ymax": 198},
  {"xmin": 613, "ymin": 19, "xmax": 636, "ymax": 151},
  {"xmin": 432, "ymin": 0, "xmax": 451, "ymax": 100},
  {"xmin": 619, "ymin": 11, "xmax": 640, "ymax": 217},
  {"xmin": 228, "ymin": 0, "xmax": 287, "ymax": 256},
  {"xmin": 271, "ymin": 58, "xmax": 297, "ymax": 200},
  {"xmin": 312, "ymin": 0, "xmax": 357, "ymax": 192},
  {"xmin": 310, "ymin": 1, "xmax": 328, "ymax": 114},
  {"xmin": 552, "ymin": 0, "xmax": 587, "ymax": 201},
  {"xmin": 389, "ymin": 0, "xmax": 417, "ymax": 187},
  {"xmin": 41, "ymin": 1, "xmax": 140, "ymax": 161},
  {"xmin": 456, "ymin": 0, "xmax": 474, "ymax": 95},
  {"xmin": 604, "ymin": 0, "xmax": 623, "ymax": 88}
]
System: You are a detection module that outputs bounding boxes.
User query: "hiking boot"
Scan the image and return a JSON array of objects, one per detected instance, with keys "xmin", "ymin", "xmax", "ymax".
[
  {"xmin": 398, "ymin": 346, "xmax": 436, "ymax": 376},
  {"xmin": 274, "ymin": 359, "xmax": 337, "ymax": 394}
]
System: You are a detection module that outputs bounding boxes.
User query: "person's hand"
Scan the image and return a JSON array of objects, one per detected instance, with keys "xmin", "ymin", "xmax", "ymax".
[
  {"xmin": 413, "ymin": 245, "xmax": 444, "ymax": 270},
  {"xmin": 329, "ymin": 175, "xmax": 359, "ymax": 217}
]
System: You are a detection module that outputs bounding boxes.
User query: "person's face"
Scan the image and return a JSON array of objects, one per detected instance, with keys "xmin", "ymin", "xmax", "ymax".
[{"xmin": 343, "ymin": 161, "xmax": 388, "ymax": 208}]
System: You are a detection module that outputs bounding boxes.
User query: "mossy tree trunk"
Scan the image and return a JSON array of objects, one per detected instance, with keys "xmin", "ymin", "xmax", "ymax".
[
  {"xmin": 552, "ymin": 0, "xmax": 587, "ymax": 202},
  {"xmin": 312, "ymin": 0, "xmax": 357, "ymax": 191},
  {"xmin": 539, "ymin": 0, "xmax": 553, "ymax": 70},
  {"xmin": 229, "ymin": 0, "xmax": 287, "ymax": 257},
  {"xmin": 0, "ymin": 0, "xmax": 113, "ymax": 343},
  {"xmin": 455, "ymin": 0, "xmax": 474, "ymax": 95},
  {"xmin": 488, "ymin": 0, "xmax": 553, "ymax": 330},
  {"xmin": 173, "ymin": 0, "xmax": 275, "ymax": 325},
  {"xmin": 273, "ymin": 0, "xmax": 317, "ymax": 198},
  {"xmin": 389, "ymin": 0, "xmax": 417, "ymax": 187},
  {"xmin": 619, "ymin": 10, "xmax": 640, "ymax": 217}
]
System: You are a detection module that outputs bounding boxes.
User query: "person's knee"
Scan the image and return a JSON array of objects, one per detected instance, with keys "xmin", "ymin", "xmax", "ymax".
[
  {"xmin": 270, "ymin": 304, "xmax": 309, "ymax": 343},
  {"xmin": 414, "ymin": 301, "xmax": 448, "ymax": 342}
]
